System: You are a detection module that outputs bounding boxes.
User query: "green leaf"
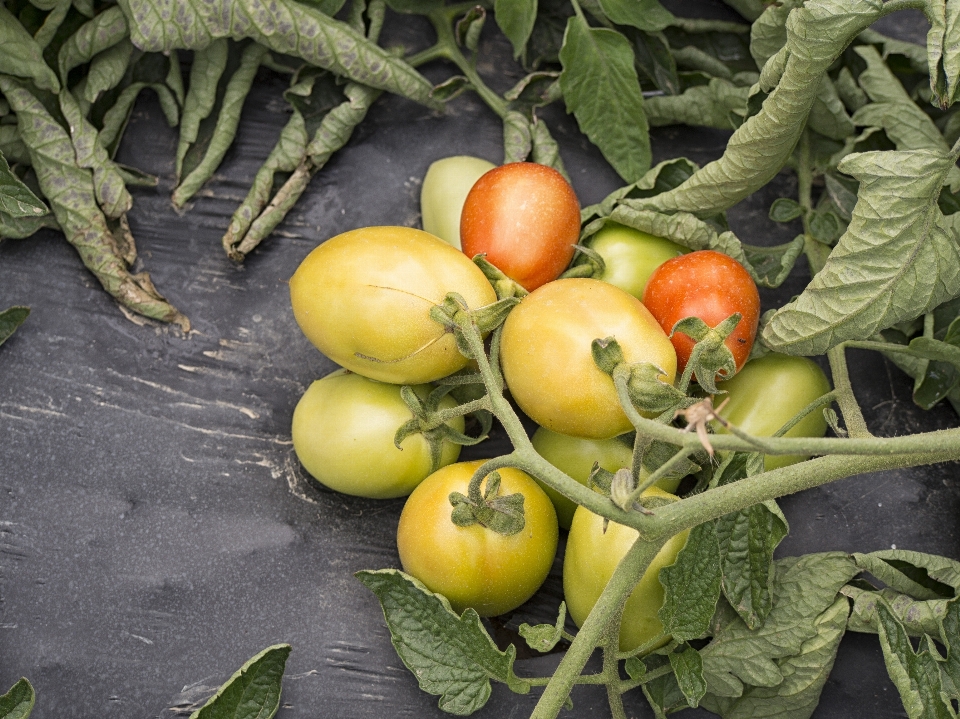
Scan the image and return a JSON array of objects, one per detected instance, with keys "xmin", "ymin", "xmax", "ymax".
[
  {"xmin": 927, "ymin": 0, "xmax": 960, "ymax": 108},
  {"xmin": 716, "ymin": 500, "xmax": 789, "ymax": 630},
  {"xmin": 702, "ymin": 596, "xmax": 849, "ymax": 719},
  {"xmin": 530, "ymin": 119, "xmax": 568, "ymax": 179},
  {"xmin": 876, "ymin": 601, "xmax": 955, "ymax": 719},
  {"xmin": 741, "ymin": 237, "xmax": 806, "ymax": 288},
  {"xmin": 851, "ymin": 46, "xmax": 959, "ymax": 189},
  {"xmin": 643, "ymin": 77, "xmax": 748, "ymax": 130},
  {"xmin": 642, "ymin": 654, "xmax": 690, "ymax": 718},
  {"xmin": 502, "ymin": 110, "xmax": 532, "ymax": 164},
  {"xmin": 700, "ymin": 553, "xmax": 857, "ymax": 697},
  {"xmin": 769, "ymin": 197, "xmax": 803, "ymax": 223},
  {"xmin": 190, "ymin": 645, "xmax": 291, "ymax": 719},
  {"xmin": 495, "ymin": 0, "xmax": 536, "ymax": 59},
  {"xmin": 117, "ymin": 0, "xmax": 438, "ymax": 108},
  {"xmin": 844, "ymin": 585, "xmax": 952, "ymax": 638},
  {"xmin": 176, "ymin": 38, "xmax": 228, "ymax": 180},
  {"xmin": 764, "ymin": 149, "xmax": 960, "ymax": 355},
  {"xmin": 658, "ymin": 521, "xmax": 722, "ymax": 642},
  {"xmin": 0, "ymin": 150, "xmax": 48, "ymax": 218},
  {"xmin": 854, "ymin": 550, "xmax": 959, "ymax": 599},
  {"xmin": 0, "ymin": 76, "xmax": 188, "ymax": 329},
  {"xmin": 559, "ymin": 15, "xmax": 650, "ymax": 182},
  {"xmin": 629, "ymin": 29, "xmax": 681, "ymax": 96},
  {"xmin": 0, "ymin": 5, "xmax": 61, "ymax": 92},
  {"xmin": 645, "ymin": 0, "xmax": 883, "ymax": 216},
  {"xmin": 174, "ymin": 41, "xmax": 268, "ymax": 207},
  {"xmin": 939, "ymin": 600, "xmax": 960, "ymax": 699},
  {"xmin": 57, "ymin": 5, "xmax": 128, "ymax": 82},
  {"xmin": 669, "ymin": 645, "xmax": 707, "ymax": 708},
  {"xmin": 807, "ymin": 209, "xmax": 842, "ymax": 243},
  {"xmin": 83, "ymin": 38, "xmax": 133, "ymax": 104},
  {"xmin": 581, "ymin": 157, "xmax": 698, "ymax": 221},
  {"xmin": 518, "ymin": 602, "xmax": 566, "ymax": 653},
  {"xmin": 0, "ymin": 678, "xmax": 35, "ymax": 719},
  {"xmin": 599, "ymin": 0, "xmax": 674, "ymax": 33},
  {"xmin": 356, "ymin": 569, "xmax": 530, "ymax": 715},
  {"xmin": 808, "ymin": 76, "xmax": 854, "ymax": 141}
]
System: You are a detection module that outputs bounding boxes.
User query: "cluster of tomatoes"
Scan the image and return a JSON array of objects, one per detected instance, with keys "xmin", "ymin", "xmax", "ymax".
[{"xmin": 288, "ymin": 159, "xmax": 831, "ymax": 651}]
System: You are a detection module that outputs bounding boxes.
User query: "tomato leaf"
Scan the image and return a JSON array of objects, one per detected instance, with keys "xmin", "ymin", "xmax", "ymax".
[
  {"xmin": 939, "ymin": 600, "xmax": 960, "ymax": 699},
  {"xmin": 875, "ymin": 600, "xmax": 955, "ymax": 719},
  {"xmin": 658, "ymin": 520, "xmax": 722, "ymax": 643},
  {"xmin": 0, "ymin": 307, "xmax": 30, "ymax": 349},
  {"xmin": 116, "ymin": 0, "xmax": 438, "ymax": 109},
  {"xmin": 188, "ymin": 645, "xmax": 289, "ymax": 719},
  {"xmin": 768, "ymin": 198, "xmax": 803, "ymax": 223},
  {"xmin": 0, "ymin": 4, "xmax": 60, "ymax": 92},
  {"xmin": 558, "ymin": 14, "xmax": 650, "ymax": 182},
  {"xmin": 645, "ymin": 0, "xmax": 883, "ymax": 216},
  {"xmin": 0, "ymin": 678, "xmax": 34, "ymax": 719},
  {"xmin": 701, "ymin": 596, "xmax": 849, "ymax": 719},
  {"xmin": 764, "ymin": 149, "xmax": 960, "ymax": 355},
  {"xmin": 581, "ymin": 157, "xmax": 698, "ymax": 223},
  {"xmin": 641, "ymin": 653, "xmax": 689, "ymax": 718},
  {"xmin": 356, "ymin": 569, "xmax": 530, "ymax": 714},
  {"xmin": 598, "ymin": 0, "xmax": 674, "ymax": 33},
  {"xmin": 494, "ymin": 0, "xmax": 536, "ymax": 59},
  {"xmin": 669, "ymin": 645, "xmax": 707, "ymax": 708},
  {"xmin": 0, "ymin": 149, "xmax": 48, "ymax": 219},
  {"xmin": 715, "ymin": 500, "xmax": 789, "ymax": 630},
  {"xmin": 927, "ymin": 0, "xmax": 960, "ymax": 108},
  {"xmin": 843, "ymin": 550, "xmax": 960, "ymax": 637},
  {"xmin": 518, "ymin": 602, "xmax": 567, "ymax": 653},
  {"xmin": 851, "ymin": 46, "xmax": 960, "ymax": 189},
  {"xmin": 643, "ymin": 77, "xmax": 749, "ymax": 130},
  {"xmin": 700, "ymin": 553, "xmax": 857, "ymax": 697}
]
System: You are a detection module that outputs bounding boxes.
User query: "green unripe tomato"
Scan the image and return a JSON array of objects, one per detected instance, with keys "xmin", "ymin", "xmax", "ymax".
[
  {"xmin": 421, "ymin": 155, "xmax": 496, "ymax": 249},
  {"xmin": 291, "ymin": 370, "xmax": 464, "ymax": 499},
  {"xmin": 530, "ymin": 427, "xmax": 680, "ymax": 529},
  {"xmin": 563, "ymin": 487, "xmax": 690, "ymax": 652},
  {"xmin": 587, "ymin": 222, "xmax": 686, "ymax": 299},
  {"xmin": 714, "ymin": 353, "xmax": 832, "ymax": 470}
]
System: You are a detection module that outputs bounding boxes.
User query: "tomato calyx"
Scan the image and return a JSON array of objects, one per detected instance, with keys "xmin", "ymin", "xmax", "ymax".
[
  {"xmin": 429, "ymin": 292, "xmax": 520, "ymax": 360},
  {"xmin": 671, "ymin": 313, "xmax": 742, "ymax": 395},
  {"xmin": 591, "ymin": 337, "xmax": 686, "ymax": 416},
  {"xmin": 394, "ymin": 384, "xmax": 492, "ymax": 474},
  {"xmin": 448, "ymin": 470, "xmax": 526, "ymax": 536},
  {"xmin": 472, "ymin": 255, "xmax": 529, "ymax": 300},
  {"xmin": 559, "ymin": 244, "xmax": 605, "ymax": 280}
]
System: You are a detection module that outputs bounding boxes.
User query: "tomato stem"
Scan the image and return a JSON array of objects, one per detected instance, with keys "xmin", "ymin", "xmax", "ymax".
[{"xmin": 826, "ymin": 344, "xmax": 873, "ymax": 438}]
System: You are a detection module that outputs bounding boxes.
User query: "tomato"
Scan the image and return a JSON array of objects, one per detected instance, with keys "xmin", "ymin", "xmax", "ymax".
[
  {"xmin": 460, "ymin": 162, "xmax": 581, "ymax": 291},
  {"xmin": 642, "ymin": 250, "xmax": 760, "ymax": 376},
  {"xmin": 586, "ymin": 222, "xmax": 686, "ymax": 299},
  {"xmin": 291, "ymin": 370, "xmax": 464, "ymax": 499},
  {"xmin": 714, "ymin": 353, "xmax": 832, "ymax": 470},
  {"xmin": 500, "ymin": 278, "xmax": 677, "ymax": 440},
  {"xmin": 396, "ymin": 460, "xmax": 559, "ymax": 617},
  {"xmin": 530, "ymin": 427, "xmax": 681, "ymax": 529},
  {"xmin": 289, "ymin": 226, "xmax": 497, "ymax": 384},
  {"xmin": 563, "ymin": 488, "xmax": 690, "ymax": 652},
  {"xmin": 421, "ymin": 155, "xmax": 496, "ymax": 249}
]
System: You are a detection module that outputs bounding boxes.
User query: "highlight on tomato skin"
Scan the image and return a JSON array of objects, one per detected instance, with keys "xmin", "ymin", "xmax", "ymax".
[
  {"xmin": 642, "ymin": 249, "xmax": 761, "ymax": 375},
  {"xmin": 459, "ymin": 162, "xmax": 581, "ymax": 292}
]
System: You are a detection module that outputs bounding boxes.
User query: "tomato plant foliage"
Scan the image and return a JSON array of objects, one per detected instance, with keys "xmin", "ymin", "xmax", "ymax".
[{"xmin": 8, "ymin": 0, "xmax": 960, "ymax": 717}]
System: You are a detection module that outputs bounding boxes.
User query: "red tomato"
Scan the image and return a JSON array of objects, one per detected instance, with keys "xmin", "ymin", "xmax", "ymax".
[
  {"xmin": 460, "ymin": 162, "xmax": 581, "ymax": 291},
  {"xmin": 642, "ymin": 250, "xmax": 760, "ymax": 374}
]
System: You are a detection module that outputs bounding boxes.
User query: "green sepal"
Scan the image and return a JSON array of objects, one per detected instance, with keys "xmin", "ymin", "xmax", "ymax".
[
  {"xmin": 189, "ymin": 644, "xmax": 291, "ymax": 719},
  {"xmin": 610, "ymin": 467, "xmax": 636, "ymax": 512},
  {"xmin": 448, "ymin": 470, "xmax": 526, "ymax": 536},
  {"xmin": 592, "ymin": 337, "xmax": 686, "ymax": 414},
  {"xmin": 355, "ymin": 569, "xmax": 531, "ymax": 714},
  {"xmin": 625, "ymin": 655, "xmax": 646, "ymax": 681},
  {"xmin": 518, "ymin": 602, "xmax": 567, "ymax": 652},
  {"xmin": 472, "ymin": 255, "xmax": 529, "ymax": 299},
  {"xmin": 0, "ymin": 678, "xmax": 35, "ymax": 719},
  {"xmin": 0, "ymin": 306, "xmax": 30, "ymax": 348},
  {"xmin": 560, "ymin": 243, "xmax": 605, "ymax": 279},
  {"xmin": 672, "ymin": 313, "xmax": 742, "ymax": 394},
  {"xmin": 591, "ymin": 336, "xmax": 625, "ymax": 374}
]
